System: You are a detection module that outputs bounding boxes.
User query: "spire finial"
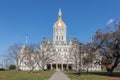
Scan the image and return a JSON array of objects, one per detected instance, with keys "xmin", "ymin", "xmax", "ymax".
[
  {"xmin": 26, "ymin": 33, "xmax": 28, "ymax": 45},
  {"xmin": 58, "ymin": 9, "xmax": 62, "ymax": 19}
]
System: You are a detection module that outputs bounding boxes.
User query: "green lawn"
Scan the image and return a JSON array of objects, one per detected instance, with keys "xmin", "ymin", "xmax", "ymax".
[
  {"xmin": 65, "ymin": 71, "xmax": 120, "ymax": 80},
  {"xmin": 0, "ymin": 70, "xmax": 55, "ymax": 80}
]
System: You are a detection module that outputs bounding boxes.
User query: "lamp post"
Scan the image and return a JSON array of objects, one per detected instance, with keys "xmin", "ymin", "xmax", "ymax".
[{"xmin": 78, "ymin": 43, "xmax": 82, "ymax": 76}]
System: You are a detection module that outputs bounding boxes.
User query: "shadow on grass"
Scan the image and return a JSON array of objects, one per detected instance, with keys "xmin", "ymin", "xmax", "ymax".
[
  {"xmin": 66, "ymin": 71, "xmax": 120, "ymax": 78},
  {"xmin": 88, "ymin": 72, "xmax": 120, "ymax": 77}
]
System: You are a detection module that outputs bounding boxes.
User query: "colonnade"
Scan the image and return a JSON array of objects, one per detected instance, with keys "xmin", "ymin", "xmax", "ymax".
[{"xmin": 47, "ymin": 64, "xmax": 72, "ymax": 71}]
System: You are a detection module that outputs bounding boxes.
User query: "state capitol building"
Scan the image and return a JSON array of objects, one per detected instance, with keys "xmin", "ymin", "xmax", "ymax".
[{"xmin": 18, "ymin": 9, "xmax": 101, "ymax": 71}]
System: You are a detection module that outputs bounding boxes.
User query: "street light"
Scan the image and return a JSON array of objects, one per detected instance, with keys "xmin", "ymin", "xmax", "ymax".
[{"xmin": 78, "ymin": 43, "xmax": 82, "ymax": 76}]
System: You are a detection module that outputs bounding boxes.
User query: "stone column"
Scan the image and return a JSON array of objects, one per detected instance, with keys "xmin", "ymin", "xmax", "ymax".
[
  {"xmin": 51, "ymin": 64, "xmax": 53, "ymax": 70},
  {"xmin": 67, "ymin": 64, "xmax": 69, "ymax": 71},
  {"xmin": 61, "ymin": 63, "xmax": 63, "ymax": 71},
  {"xmin": 56, "ymin": 63, "xmax": 58, "ymax": 70}
]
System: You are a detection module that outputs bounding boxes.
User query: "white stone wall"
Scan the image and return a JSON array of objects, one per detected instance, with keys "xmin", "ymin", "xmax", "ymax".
[{"xmin": 18, "ymin": 9, "xmax": 102, "ymax": 71}]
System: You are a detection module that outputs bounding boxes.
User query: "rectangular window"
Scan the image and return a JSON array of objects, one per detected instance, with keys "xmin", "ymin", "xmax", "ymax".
[
  {"xmin": 62, "ymin": 36, "xmax": 63, "ymax": 40},
  {"xmin": 56, "ymin": 36, "xmax": 58, "ymax": 40}
]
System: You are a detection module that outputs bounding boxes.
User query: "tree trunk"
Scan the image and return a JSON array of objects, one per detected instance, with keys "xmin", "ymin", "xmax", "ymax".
[
  {"xmin": 106, "ymin": 68, "xmax": 114, "ymax": 76},
  {"xmin": 106, "ymin": 57, "xmax": 119, "ymax": 76},
  {"xmin": 30, "ymin": 66, "xmax": 34, "ymax": 72},
  {"xmin": 16, "ymin": 59, "xmax": 19, "ymax": 71},
  {"xmin": 106, "ymin": 64, "xmax": 116, "ymax": 76},
  {"xmin": 87, "ymin": 68, "xmax": 89, "ymax": 75},
  {"xmin": 42, "ymin": 65, "xmax": 44, "ymax": 71}
]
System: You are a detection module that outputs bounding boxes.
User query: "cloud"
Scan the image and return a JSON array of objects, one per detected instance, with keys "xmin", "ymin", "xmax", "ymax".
[{"xmin": 107, "ymin": 19, "xmax": 114, "ymax": 25}]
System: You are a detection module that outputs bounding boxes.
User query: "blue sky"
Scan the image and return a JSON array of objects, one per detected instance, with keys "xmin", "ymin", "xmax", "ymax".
[{"xmin": 0, "ymin": 0, "xmax": 120, "ymax": 54}]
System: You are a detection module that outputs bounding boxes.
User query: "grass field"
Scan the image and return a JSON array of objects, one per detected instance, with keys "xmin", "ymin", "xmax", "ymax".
[
  {"xmin": 65, "ymin": 71, "xmax": 120, "ymax": 80},
  {"xmin": 0, "ymin": 70, "xmax": 55, "ymax": 80}
]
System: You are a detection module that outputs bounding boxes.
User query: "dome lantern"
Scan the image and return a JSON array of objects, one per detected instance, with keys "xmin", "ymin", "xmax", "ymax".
[
  {"xmin": 58, "ymin": 9, "xmax": 62, "ymax": 20},
  {"xmin": 53, "ymin": 9, "xmax": 66, "ymax": 42}
]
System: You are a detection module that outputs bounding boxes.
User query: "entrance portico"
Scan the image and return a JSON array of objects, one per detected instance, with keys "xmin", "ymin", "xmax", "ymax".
[{"xmin": 47, "ymin": 64, "xmax": 72, "ymax": 71}]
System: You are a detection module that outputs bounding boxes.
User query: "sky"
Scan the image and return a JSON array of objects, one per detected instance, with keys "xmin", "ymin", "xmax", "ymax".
[{"xmin": 0, "ymin": 0, "xmax": 120, "ymax": 55}]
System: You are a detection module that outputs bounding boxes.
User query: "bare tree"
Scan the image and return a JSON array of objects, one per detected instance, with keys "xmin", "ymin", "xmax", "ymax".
[
  {"xmin": 93, "ymin": 19, "xmax": 120, "ymax": 75},
  {"xmin": 0, "ymin": 55, "xmax": 4, "ymax": 68},
  {"xmin": 34, "ymin": 38, "xmax": 55, "ymax": 70},
  {"xmin": 6, "ymin": 43, "xmax": 22, "ymax": 70},
  {"xmin": 82, "ymin": 43, "xmax": 96, "ymax": 74},
  {"xmin": 21, "ymin": 44, "xmax": 37, "ymax": 72},
  {"xmin": 70, "ymin": 37, "xmax": 80, "ymax": 71}
]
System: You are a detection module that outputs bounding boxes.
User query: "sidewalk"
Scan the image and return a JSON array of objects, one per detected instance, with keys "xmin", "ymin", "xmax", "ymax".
[{"xmin": 48, "ymin": 71, "xmax": 70, "ymax": 80}]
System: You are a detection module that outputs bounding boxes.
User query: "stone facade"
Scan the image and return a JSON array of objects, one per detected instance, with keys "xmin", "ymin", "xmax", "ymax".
[{"xmin": 18, "ymin": 9, "xmax": 101, "ymax": 71}]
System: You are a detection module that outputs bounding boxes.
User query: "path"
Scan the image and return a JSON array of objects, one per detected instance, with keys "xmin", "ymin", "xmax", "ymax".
[{"xmin": 48, "ymin": 71, "xmax": 71, "ymax": 80}]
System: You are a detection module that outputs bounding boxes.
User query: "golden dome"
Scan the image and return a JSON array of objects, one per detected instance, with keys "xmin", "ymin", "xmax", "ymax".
[
  {"xmin": 54, "ymin": 19, "xmax": 66, "ymax": 28},
  {"xmin": 54, "ymin": 9, "xmax": 66, "ymax": 28}
]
